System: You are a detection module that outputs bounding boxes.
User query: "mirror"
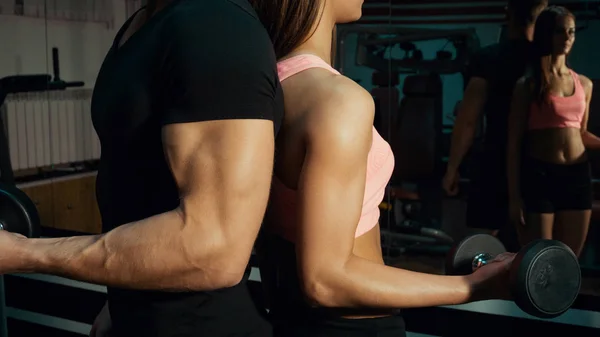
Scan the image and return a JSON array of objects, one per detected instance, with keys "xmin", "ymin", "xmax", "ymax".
[{"xmin": 336, "ymin": 1, "xmax": 600, "ymax": 331}]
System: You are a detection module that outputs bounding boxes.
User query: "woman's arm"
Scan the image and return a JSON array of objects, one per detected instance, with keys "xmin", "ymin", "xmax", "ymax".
[
  {"xmin": 578, "ymin": 75, "xmax": 600, "ymax": 149},
  {"xmin": 295, "ymin": 77, "xmax": 474, "ymax": 309},
  {"xmin": 507, "ymin": 78, "xmax": 530, "ymax": 204}
]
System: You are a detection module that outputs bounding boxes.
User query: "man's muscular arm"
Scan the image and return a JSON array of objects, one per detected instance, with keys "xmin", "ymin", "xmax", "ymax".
[
  {"xmin": 446, "ymin": 50, "xmax": 493, "ymax": 174},
  {"xmin": 11, "ymin": 6, "xmax": 279, "ymax": 291},
  {"xmin": 446, "ymin": 77, "xmax": 489, "ymax": 173},
  {"xmin": 24, "ymin": 120, "xmax": 274, "ymax": 290}
]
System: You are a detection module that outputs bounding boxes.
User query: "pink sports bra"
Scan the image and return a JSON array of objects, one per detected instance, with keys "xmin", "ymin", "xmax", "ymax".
[
  {"xmin": 264, "ymin": 54, "xmax": 395, "ymax": 242},
  {"xmin": 528, "ymin": 69, "xmax": 586, "ymax": 130}
]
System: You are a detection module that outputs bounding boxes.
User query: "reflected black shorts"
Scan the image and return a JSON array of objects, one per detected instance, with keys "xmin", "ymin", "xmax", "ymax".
[{"xmin": 521, "ymin": 157, "xmax": 593, "ymax": 213}]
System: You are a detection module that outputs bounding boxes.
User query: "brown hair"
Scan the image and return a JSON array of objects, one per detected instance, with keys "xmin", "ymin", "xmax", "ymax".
[
  {"xmin": 531, "ymin": 6, "xmax": 575, "ymax": 102},
  {"xmin": 248, "ymin": 0, "xmax": 326, "ymax": 59},
  {"xmin": 508, "ymin": 0, "xmax": 547, "ymax": 27}
]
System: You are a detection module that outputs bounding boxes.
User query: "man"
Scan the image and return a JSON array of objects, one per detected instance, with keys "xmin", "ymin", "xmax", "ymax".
[
  {"xmin": 442, "ymin": 0, "xmax": 547, "ymax": 247},
  {"xmin": 0, "ymin": 0, "xmax": 283, "ymax": 336}
]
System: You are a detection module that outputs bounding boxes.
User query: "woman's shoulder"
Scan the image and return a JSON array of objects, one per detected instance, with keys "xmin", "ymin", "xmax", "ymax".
[
  {"xmin": 310, "ymin": 75, "xmax": 373, "ymax": 118},
  {"xmin": 300, "ymin": 74, "xmax": 375, "ymax": 138},
  {"xmin": 573, "ymin": 71, "xmax": 593, "ymax": 92}
]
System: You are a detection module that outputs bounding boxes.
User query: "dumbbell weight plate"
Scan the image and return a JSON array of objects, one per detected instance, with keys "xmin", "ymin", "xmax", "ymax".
[
  {"xmin": 0, "ymin": 183, "xmax": 41, "ymax": 238},
  {"xmin": 510, "ymin": 239, "xmax": 581, "ymax": 318},
  {"xmin": 445, "ymin": 234, "xmax": 506, "ymax": 275}
]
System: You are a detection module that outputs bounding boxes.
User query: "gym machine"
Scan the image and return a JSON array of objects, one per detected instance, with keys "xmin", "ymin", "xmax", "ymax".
[
  {"xmin": 0, "ymin": 47, "xmax": 83, "ymax": 337},
  {"xmin": 335, "ymin": 25, "xmax": 480, "ymax": 75},
  {"xmin": 336, "ymin": 26, "xmax": 480, "ymax": 255}
]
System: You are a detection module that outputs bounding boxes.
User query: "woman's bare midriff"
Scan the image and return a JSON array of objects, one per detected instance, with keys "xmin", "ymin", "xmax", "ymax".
[{"xmin": 526, "ymin": 127, "xmax": 587, "ymax": 164}]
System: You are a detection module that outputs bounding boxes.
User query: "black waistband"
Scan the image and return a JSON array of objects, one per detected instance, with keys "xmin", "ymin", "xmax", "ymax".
[
  {"xmin": 107, "ymin": 278, "xmax": 270, "ymax": 337},
  {"xmin": 523, "ymin": 156, "xmax": 590, "ymax": 170}
]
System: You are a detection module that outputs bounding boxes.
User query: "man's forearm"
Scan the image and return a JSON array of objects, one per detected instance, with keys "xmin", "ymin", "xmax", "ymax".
[
  {"xmin": 447, "ymin": 124, "xmax": 476, "ymax": 172},
  {"xmin": 21, "ymin": 209, "xmax": 245, "ymax": 291},
  {"xmin": 507, "ymin": 166, "xmax": 520, "ymax": 200},
  {"xmin": 506, "ymin": 146, "xmax": 521, "ymax": 200}
]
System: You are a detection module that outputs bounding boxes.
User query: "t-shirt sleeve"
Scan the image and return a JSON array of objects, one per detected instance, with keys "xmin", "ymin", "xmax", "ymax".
[
  {"xmin": 158, "ymin": 7, "xmax": 279, "ymax": 125},
  {"xmin": 466, "ymin": 47, "xmax": 495, "ymax": 81}
]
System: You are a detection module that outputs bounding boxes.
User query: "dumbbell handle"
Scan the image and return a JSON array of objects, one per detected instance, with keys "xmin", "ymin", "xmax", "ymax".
[{"xmin": 472, "ymin": 253, "xmax": 493, "ymax": 271}]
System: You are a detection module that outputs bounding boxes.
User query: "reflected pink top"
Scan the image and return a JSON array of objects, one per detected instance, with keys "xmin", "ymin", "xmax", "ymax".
[{"xmin": 528, "ymin": 69, "xmax": 586, "ymax": 130}]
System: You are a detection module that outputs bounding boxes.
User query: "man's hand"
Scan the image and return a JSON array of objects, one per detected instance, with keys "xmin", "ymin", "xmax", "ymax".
[
  {"xmin": 442, "ymin": 169, "xmax": 460, "ymax": 196},
  {"xmin": 509, "ymin": 198, "xmax": 528, "ymax": 246},
  {"xmin": 0, "ymin": 231, "xmax": 29, "ymax": 274},
  {"xmin": 89, "ymin": 302, "xmax": 112, "ymax": 337}
]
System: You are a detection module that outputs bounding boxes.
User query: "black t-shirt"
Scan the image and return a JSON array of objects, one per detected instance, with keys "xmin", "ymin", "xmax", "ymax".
[
  {"xmin": 90, "ymin": 0, "xmax": 283, "ymax": 336},
  {"xmin": 465, "ymin": 39, "xmax": 532, "ymax": 168}
]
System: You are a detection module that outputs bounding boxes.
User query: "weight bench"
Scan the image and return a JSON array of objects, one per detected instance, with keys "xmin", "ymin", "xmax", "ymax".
[{"xmin": 380, "ymin": 73, "xmax": 454, "ymax": 255}]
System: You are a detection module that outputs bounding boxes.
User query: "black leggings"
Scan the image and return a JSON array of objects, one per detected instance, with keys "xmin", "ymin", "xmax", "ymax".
[
  {"xmin": 521, "ymin": 157, "xmax": 593, "ymax": 213},
  {"xmin": 272, "ymin": 313, "xmax": 406, "ymax": 337}
]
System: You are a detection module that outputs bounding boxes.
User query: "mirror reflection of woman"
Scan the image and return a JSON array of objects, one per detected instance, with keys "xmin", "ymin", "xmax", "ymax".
[{"xmin": 507, "ymin": 6, "xmax": 600, "ymax": 257}]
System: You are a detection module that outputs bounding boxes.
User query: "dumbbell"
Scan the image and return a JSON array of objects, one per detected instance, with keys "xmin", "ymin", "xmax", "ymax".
[
  {"xmin": 0, "ymin": 183, "xmax": 41, "ymax": 238},
  {"xmin": 446, "ymin": 234, "xmax": 581, "ymax": 318}
]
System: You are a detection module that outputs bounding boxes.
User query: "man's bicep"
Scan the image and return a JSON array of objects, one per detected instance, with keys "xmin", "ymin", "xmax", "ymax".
[
  {"xmin": 465, "ymin": 49, "xmax": 492, "ymax": 80},
  {"xmin": 162, "ymin": 120, "xmax": 275, "ymax": 235},
  {"xmin": 458, "ymin": 77, "xmax": 488, "ymax": 124},
  {"xmin": 159, "ymin": 8, "xmax": 279, "ymax": 126},
  {"xmin": 508, "ymin": 81, "xmax": 530, "ymax": 130}
]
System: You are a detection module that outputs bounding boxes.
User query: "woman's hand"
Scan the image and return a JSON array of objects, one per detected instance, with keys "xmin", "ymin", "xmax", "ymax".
[{"xmin": 467, "ymin": 252, "xmax": 516, "ymax": 302}]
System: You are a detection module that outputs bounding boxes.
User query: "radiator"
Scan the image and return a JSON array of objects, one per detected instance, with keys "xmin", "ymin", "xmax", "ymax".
[{"xmin": 1, "ymin": 90, "xmax": 100, "ymax": 172}]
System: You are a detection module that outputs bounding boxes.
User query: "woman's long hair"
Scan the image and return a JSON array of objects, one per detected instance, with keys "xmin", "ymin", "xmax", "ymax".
[
  {"xmin": 248, "ymin": 0, "xmax": 336, "ymax": 61},
  {"xmin": 531, "ymin": 6, "xmax": 575, "ymax": 103}
]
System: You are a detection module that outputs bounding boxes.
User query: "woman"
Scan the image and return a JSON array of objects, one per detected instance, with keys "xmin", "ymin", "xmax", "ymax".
[
  {"xmin": 250, "ymin": 1, "xmax": 516, "ymax": 336},
  {"xmin": 507, "ymin": 6, "xmax": 599, "ymax": 257}
]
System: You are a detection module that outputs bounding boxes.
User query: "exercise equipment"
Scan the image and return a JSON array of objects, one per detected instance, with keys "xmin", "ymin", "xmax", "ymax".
[
  {"xmin": 338, "ymin": 26, "xmax": 461, "ymax": 256},
  {"xmin": 380, "ymin": 187, "xmax": 453, "ymax": 247},
  {"xmin": 335, "ymin": 25, "xmax": 479, "ymax": 78},
  {"xmin": 0, "ymin": 183, "xmax": 41, "ymax": 238},
  {"xmin": 446, "ymin": 234, "xmax": 581, "ymax": 319},
  {"xmin": 393, "ymin": 74, "xmax": 443, "ymax": 180},
  {"xmin": 379, "ymin": 74, "xmax": 448, "ymax": 256},
  {"xmin": 0, "ymin": 187, "xmax": 41, "ymax": 337}
]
